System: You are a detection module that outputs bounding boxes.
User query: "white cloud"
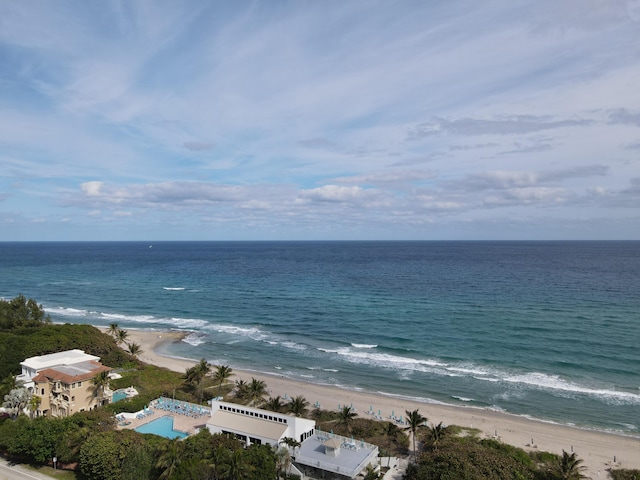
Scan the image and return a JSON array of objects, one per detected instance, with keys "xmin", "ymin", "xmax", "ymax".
[
  {"xmin": 1, "ymin": 1, "xmax": 639, "ymax": 239},
  {"xmin": 81, "ymin": 181, "xmax": 104, "ymax": 197},
  {"xmin": 298, "ymin": 185, "xmax": 374, "ymax": 204}
]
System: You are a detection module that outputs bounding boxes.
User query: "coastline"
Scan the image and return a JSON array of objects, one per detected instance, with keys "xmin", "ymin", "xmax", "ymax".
[{"xmin": 125, "ymin": 328, "xmax": 640, "ymax": 477}]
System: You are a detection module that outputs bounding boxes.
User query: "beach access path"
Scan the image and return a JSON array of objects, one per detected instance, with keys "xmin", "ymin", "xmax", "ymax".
[{"xmin": 126, "ymin": 328, "xmax": 640, "ymax": 478}]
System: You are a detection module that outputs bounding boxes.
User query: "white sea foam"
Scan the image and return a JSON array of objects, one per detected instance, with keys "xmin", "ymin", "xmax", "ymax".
[
  {"xmin": 319, "ymin": 346, "xmax": 447, "ymax": 374},
  {"xmin": 163, "ymin": 287, "xmax": 185, "ymax": 291},
  {"xmin": 182, "ymin": 332, "xmax": 207, "ymax": 346},
  {"xmin": 206, "ymin": 323, "xmax": 308, "ymax": 351},
  {"xmin": 448, "ymin": 365, "xmax": 490, "ymax": 376},
  {"xmin": 46, "ymin": 306, "xmax": 90, "ymax": 317},
  {"xmin": 160, "ymin": 317, "xmax": 208, "ymax": 329},
  {"xmin": 451, "ymin": 395, "xmax": 474, "ymax": 402},
  {"xmin": 209, "ymin": 324, "xmax": 268, "ymax": 341},
  {"xmin": 101, "ymin": 312, "xmax": 157, "ymax": 323},
  {"xmin": 280, "ymin": 341, "xmax": 307, "ymax": 351},
  {"xmin": 351, "ymin": 343, "xmax": 377, "ymax": 348},
  {"xmin": 48, "ymin": 304, "xmax": 210, "ymax": 330},
  {"xmin": 317, "ymin": 347, "xmax": 341, "ymax": 354},
  {"xmin": 502, "ymin": 372, "xmax": 640, "ymax": 404}
]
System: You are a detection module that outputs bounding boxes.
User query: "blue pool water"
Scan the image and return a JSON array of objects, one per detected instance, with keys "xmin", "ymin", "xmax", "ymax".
[
  {"xmin": 112, "ymin": 392, "xmax": 128, "ymax": 403},
  {"xmin": 135, "ymin": 416, "xmax": 188, "ymax": 439}
]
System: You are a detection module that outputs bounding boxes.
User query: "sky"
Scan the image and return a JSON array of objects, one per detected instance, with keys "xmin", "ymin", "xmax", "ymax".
[{"xmin": 1, "ymin": 1, "xmax": 640, "ymax": 241}]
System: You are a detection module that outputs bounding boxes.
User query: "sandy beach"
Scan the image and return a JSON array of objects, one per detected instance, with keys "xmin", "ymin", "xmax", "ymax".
[{"xmin": 125, "ymin": 328, "xmax": 640, "ymax": 477}]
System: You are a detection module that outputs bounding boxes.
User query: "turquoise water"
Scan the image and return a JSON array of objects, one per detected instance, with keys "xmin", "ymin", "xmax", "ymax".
[
  {"xmin": 0, "ymin": 241, "xmax": 638, "ymax": 435},
  {"xmin": 135, "ymin": 416, "xmax": 188, "ymax": 439},
  {"xmin": 112, "ymin": 391, "xmax": 128, "ymax": 402}
]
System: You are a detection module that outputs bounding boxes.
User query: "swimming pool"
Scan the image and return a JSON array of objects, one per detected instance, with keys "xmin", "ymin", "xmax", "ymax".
[
  {"xmin": 135, "ymin": 416, "xmax": 188, "ymax": 439},
  {"xmin": 112, "ymin": 391, "xmax": 128, "ymax": 402}
]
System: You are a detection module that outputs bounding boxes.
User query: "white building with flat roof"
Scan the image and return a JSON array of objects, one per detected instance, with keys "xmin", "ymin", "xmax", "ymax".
[
  {"xmin": 206, "ymin": 400, "xmax": 316, "ymax": 446},
  {"xmin": 17, "ymin": 349, "xmax": 101, "ymax": 383},
  {"xmin": 206, "ymin": 400, "xmax": 380, "ymax": 479}
]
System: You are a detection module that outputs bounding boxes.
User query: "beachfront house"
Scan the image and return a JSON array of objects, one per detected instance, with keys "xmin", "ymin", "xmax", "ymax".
[
  {"xmin": 206, "ymin": 400, "xmax": 380, "ymax": 479},
  {"xmin": 16, "ymin": 349, "xmax": 113, "ymax": 417}
]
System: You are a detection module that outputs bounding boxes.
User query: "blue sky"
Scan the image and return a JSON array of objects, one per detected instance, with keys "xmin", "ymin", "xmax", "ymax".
[{"xmin": 1, "ymin": 1, "xmax": 640, "ymax": 240}]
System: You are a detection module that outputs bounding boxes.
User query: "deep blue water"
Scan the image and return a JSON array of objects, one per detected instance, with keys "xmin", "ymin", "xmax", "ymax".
[{"xmin": 1, "ymin": 241, "xmax": 639, "ymax": 435}]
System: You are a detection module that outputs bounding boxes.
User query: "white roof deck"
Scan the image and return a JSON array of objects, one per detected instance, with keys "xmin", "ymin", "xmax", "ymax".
[
  {"xmin": 295, "ymin": 431, "xmax": 379, "ymax": 479},
  {"xmin": 21, "ymin": 349, "xmax": 100, "ymax": 371}
]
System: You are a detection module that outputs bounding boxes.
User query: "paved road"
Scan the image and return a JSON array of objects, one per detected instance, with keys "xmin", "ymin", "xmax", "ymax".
[{"xmin": 0, "ymin": 459, "xmax": 55, "ymax": 480}]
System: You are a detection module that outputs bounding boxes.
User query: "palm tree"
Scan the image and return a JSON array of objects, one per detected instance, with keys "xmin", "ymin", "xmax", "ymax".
[
  {"xmin": 196, "ymin": 358, "xmax": 211, "ymax": 378},
  {"xmin": 553, "ymin": 450, "xmax": 589, "ymax": 480},
  {"xmin": 280, "ymin": 436, "xmax": 301, "ymax": 451},
  {"xmin": 383, "ymin": 421, "xmax": 401, "ymax": 466},
  {"xmin": 184, "ymin": 358, "xmax": 211, "ymax": 402},
  {"xmin": 28, "ymin": 394, "xmax": 41, "ymax": 418},
  {"xmin": 92, "ymin": 370, "xmax": 111, "ymax": 405},
  {"xmin": 362, "ymin": 463, "xmax": 381, "ymax": 480},
  {"xmin": 115, "ymin": 328, "xmax": 129, "ymax": 345},
  {"xmin": 278, "ymin": 437, "xmax": 301, "ymax": 477},
  {"xmin": 126, "ymin": 342, "xmax": 143, "ymax": 358},
  {"xmin": 265, "ymin": 395, "xmax": 284, "ymax": 413},
  {"xmin": 336, "ymin": 405, "xmax": 358, "ymax": 434},
  {"xmin": 404, "ymin": 409, "xmax": 427, "ymax": 461},
  {"xmin": 214, "ymin": 365, "xmax": 233, "ymax": 395},
  {"xmin": 220, "ymin": 448, "xmax": 252, "ymax": 480},
  {"xmin": 209, "ymin": 445, "xmax": 229, "ymax": 480},
  {"xmin": 2, "ymin": 387, "xmax": 31, "ymax": 418},
  {"xmin": 234, "ymin": 379, "xmax": 248, "ymax": 400},
  {"xmin": 0, "ymin": 374, "xmax": 21, "ymax": 398},
  {"xmin": 156, "ymin": 439, "xmax": 183, "ymax": 480},
  {"xmin": 426, "ymin": 421, "xmax": 448, "ymax": 452},
  {"xmin": 287, "ymin": 395, "xmax": 309, "ymax": 417},
  {"xmin": 107, "ymin": 322, "xmax": 119, "ymax": 337},
  {"xmin": 246, "ymin": 377, "xmax": 267, "ymax": 406},
  {"xmin": 184, "ymin": 365, "xmax": 200, "ymax": 387},
  {"xmin": 274, "ymin": 446, "xmax": 291, "ymax": 479},
  {"xmin": 197, "ymin": 358, "xmax": 212, "ymax": 402}
]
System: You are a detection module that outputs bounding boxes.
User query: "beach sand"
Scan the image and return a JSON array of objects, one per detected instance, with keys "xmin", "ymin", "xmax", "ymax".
[{"xmin": 125, "ymin": 328, "xmax": 640, "ymax": 477}]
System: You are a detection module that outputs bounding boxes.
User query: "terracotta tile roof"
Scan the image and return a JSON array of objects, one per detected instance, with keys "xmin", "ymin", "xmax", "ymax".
[{"xmin": 33, "ymin": 361, "xmax": 111, "ymax": 384}]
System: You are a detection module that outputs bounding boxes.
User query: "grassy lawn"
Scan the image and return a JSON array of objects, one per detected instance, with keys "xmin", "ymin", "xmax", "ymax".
[{"xmin": 16, "ymin": 462, "xmax": 82, "ymax": 479}]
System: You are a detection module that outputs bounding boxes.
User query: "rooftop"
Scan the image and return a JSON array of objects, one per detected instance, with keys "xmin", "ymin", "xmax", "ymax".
[
  {"xmin": 295, "ymin": 429, "xmax": 379, "ymax": 479},
  {"xmin": 21, "ymin": 349, "xmax": 100, "ymax": 371},
  {"xmin": 208, "ymin": 410, "xmax": 289, "ymax": 441},
  {"xmin": 33, "ymin": 361, "xmax": 111, "ymax": 384}
]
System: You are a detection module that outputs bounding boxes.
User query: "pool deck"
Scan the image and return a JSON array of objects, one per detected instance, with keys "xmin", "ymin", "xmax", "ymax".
[{"xmin": 117, "ymin": 408, "xmax": 209, "ymax": 436}]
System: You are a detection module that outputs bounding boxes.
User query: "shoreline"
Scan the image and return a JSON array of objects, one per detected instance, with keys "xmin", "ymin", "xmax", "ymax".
[{"xmin": 124, "ymin": 327, "xmax": 640, "ymax": 476}]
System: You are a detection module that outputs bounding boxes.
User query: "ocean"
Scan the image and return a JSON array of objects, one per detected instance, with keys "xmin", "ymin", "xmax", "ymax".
[{"xmin": 1, "ymin": 241, "xmax": 638, "ymax": 435}]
